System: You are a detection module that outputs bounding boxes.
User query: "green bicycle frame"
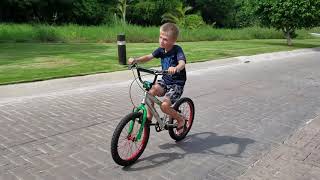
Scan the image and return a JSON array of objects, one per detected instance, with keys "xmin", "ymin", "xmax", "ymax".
[
  {"xmin": 128, "ymin": 104, "xmax": 147, "ymax": 140},
  {"xmin": 128, "ymin": 91, "xmax": 163, "ymax": 141}
]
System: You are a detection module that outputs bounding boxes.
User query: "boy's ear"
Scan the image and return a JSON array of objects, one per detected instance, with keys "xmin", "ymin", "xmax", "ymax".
[
  {"xmin": 172, "ymin": 37, "xmax": 178, "ymax": 42},
  {"xmin": 168, "ymin": 35, "xmax": 177, "ymax": 42}
]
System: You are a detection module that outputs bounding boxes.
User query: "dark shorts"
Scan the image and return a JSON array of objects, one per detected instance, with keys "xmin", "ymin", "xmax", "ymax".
[{"xmin": 157, "ymin": 79, "xmax": 184, "ymax": 104}]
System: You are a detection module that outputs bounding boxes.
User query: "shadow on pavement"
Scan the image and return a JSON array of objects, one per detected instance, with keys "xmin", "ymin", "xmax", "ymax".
[{"xmin": 123, "ymin": 132, "xmax": 255, "ymax": 171}]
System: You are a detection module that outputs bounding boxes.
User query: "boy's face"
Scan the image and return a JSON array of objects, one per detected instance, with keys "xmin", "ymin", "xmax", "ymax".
[{"xmin": 159, "ymin": 31, "xmax": 176, "ymax": 50}]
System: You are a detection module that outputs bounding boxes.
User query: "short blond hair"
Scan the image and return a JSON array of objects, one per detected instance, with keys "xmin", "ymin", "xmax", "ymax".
[{"xmin": 160, "ymin": 23, "xmax": 179, "ymax": 40}]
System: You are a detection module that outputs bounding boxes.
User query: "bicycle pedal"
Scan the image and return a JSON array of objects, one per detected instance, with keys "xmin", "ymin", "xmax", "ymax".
[{"xmin": 155, "ymin": 123, "xmax": 162, "ymax": 132}]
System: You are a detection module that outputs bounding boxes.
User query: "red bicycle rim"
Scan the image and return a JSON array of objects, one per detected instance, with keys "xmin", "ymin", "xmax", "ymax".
[{"xmin": 117, "ymin": 123, "xmax": 147, "ymax": 161}]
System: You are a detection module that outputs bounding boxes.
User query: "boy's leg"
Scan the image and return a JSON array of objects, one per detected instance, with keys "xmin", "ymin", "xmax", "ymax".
[
  {"xmin": 161, "ymin": 99, "xmax": 185, "ymax": 133},
  {"xmin": 147, "ymin": 84, "xmax": 165, "ymax": 121},
  {"xmin": 160, "ymin": 85, "xmax": 185, "ymax": 134}
]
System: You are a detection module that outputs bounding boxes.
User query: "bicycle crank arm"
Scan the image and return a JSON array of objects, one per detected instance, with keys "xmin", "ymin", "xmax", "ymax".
[
  {"xmin": 165, "ymin": 124, "xmax": 178, "ymax": 128},
  {"xmin": 148, "ymin": 123, "xmax": 157, "ymax": 126}
]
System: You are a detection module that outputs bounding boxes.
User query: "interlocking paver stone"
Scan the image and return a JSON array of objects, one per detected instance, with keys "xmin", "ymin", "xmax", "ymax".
[{"xmin": 0, "ymin": 48, "xmax": 320, "ymax": 179}]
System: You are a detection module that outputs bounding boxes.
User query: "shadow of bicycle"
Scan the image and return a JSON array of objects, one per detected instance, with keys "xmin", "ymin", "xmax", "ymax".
[{"xmin": 123, "ymin": 132, "xmax": 255, "ymax": 171}]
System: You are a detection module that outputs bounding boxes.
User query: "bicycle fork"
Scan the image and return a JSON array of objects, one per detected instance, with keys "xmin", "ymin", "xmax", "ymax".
[
  {"xmin": 129, "ymin": 92, "xmax": 178, "ymax": 140},
  {"xmin": 128, "ymin": 92, "xmax": 154, "ymax": 141}
]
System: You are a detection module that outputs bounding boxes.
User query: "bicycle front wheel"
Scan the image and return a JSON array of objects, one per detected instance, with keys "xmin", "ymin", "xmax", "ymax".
[{"xmin": 111, "ymin": 112, "xmax": 150, "ymax": 166}]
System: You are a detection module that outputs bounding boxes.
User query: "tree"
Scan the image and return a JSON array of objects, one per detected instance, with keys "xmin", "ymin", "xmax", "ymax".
[
  {"xmin": 0, "ymin": 0, "xmax": 116, "ymax": 25},
  {"xmin": 117, "ymin": 0, "xmax": 130, "ymax": 24},
  {"xmin": 72, "ymin": 0, "xmax": 111, "ymax": 25},
  {"xmin": 254, "ymin": 0, "xmax": 320, "ymax": 46},
  {"xmin": 161, "ymin": 2, "xmax": 193, "ymax": 27},
  {"xmin": 116, "ymin": 0, "xmax": 138, "ymax": 24},
  {"xmin": 0, "ymin": 0, "xmax": 75, "ymax": 24},
  {"xmin": 229, "ymin": 0, "xmax": 259, "ymax": 28},
  {"xmin": 185, "ymin": 0, "xmax": 236, "ymax": 27},
  {"xmin": 126, "ymin": 0, "xmax": 181, "ymax": 26}
]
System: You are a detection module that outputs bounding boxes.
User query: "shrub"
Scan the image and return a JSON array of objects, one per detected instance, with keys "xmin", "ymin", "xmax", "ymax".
[{"xmin": 184, "ymin": 14, "xmax": 205, "ymax": 29}]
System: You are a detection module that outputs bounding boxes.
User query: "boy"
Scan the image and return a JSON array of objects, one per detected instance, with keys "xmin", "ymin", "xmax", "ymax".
[{"xmin": 128, "ymin": 23, "xmax": 187, "ymax": 135}]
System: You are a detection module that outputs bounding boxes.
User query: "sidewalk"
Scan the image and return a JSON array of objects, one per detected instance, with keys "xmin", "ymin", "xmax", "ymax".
[{"xmin": 238, "ymin": 115, "xmax": 320, "ymax": 180}]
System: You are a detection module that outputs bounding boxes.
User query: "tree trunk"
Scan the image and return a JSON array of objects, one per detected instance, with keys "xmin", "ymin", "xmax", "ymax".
[
  {"xmin": 283, "ymin": 27, "xmax": 293, "ymax": 46},
  {"xmin": 284, "ymin": 30, "xmax": 292, "ymax": 46}
]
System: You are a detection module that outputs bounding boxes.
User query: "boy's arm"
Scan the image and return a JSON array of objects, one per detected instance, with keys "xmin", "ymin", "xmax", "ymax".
[
  {"xmin": 128, "ymin": 54, "xmax": 154, "ymax": 64},
  {"xmin": 176, "ymin": 60, "xmax": 186, "ymax": 72},
  {"xmin": 168, "ymin": 60, "xmax": 185, "ymax": 74}
]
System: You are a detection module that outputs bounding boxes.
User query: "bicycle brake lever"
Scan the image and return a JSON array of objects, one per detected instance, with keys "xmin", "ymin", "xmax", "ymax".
[{"xmin": 128, "ymin": 63, "xmax": 137, "ymax": 70}]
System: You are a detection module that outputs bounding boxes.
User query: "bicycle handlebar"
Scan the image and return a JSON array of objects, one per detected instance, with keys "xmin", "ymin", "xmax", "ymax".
[
  {"xmin": 129, "ymin": 63, "xmax": 168, "ymax": 74},
  {"xmin": 129, "ymin": 63, "xmax": 168, "ymax": 85}
]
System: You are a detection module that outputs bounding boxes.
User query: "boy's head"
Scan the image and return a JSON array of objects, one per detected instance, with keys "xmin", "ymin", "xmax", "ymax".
[{"xmin": 159, "ymin": 23, "xmax": 179, "ymax": 50}]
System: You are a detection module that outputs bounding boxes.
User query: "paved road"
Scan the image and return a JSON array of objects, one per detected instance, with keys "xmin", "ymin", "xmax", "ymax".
[
  {"xmin": 0, "ymin": 48, "xmax": 319, "ymax": 180},
  {"xmin": 238, "ymin": 115, "xmax": 320, "ymax": 180}
]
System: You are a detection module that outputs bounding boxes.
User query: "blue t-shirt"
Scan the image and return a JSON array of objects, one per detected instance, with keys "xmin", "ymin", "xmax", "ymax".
[{"xmin": 152, "ymin": 45, "xmax": 187, "ymax": 86}]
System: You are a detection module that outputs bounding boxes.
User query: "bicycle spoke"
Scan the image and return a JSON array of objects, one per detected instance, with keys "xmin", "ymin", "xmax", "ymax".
[
  {"xmin": 177, "ymin": 102, "xmax": 192, "ymax": 130},
  {"xmin": 116, "ymin": 118, "xmax": 146, "ymax": 160},
  {"xmin": 127, "ymin": 142, "xmax": 133, "ymax": 159},
  {"xmin": 119, "ymin": 126, "xmax": 129, "ymax": 139},
  {"xmin": 119, "ymin": 141, "xmax": 129, "ymax": 158}
]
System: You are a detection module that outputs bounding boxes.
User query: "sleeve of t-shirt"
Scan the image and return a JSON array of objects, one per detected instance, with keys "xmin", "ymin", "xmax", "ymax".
[
  {"xmin": 152, "ymin": 48, "xmax": 162, "ymax": 58},
  {"xmin": 177, "ymin": 47, "xmax": 186, "ymax": 62}
]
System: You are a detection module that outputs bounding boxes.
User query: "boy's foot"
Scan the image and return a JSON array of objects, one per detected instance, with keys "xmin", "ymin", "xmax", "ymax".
[
  {"xmin": 176, "ymin": 118, "xmax": 186, "ymax": 136},
  {"xmin": 145, "ymin": 118, "xmax": 152, "ymax": 125}
]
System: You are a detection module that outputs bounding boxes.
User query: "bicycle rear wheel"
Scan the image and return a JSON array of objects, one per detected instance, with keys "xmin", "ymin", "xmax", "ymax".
[
  {"xmin": 111, "ymin": 112, "xmax": 150, "ymax": 166},
  {"xmin": 168, "ymin": 97, "xmax": 195, "ymax": 141}
]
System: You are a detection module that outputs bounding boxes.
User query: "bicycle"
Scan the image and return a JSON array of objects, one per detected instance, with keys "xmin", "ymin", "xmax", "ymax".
[{"xmin": 110, "ymin": 63, "xmax": 195, "ymax": 166}]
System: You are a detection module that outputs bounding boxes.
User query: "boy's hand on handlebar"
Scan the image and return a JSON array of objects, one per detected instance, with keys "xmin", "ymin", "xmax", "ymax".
[
  {"xmin": 168, "ymin": 67, "xmax": 178, "ymax": 75},
  {"xmin": 128, "ymin": 57, "xmax": 136, "ymax": 65}
]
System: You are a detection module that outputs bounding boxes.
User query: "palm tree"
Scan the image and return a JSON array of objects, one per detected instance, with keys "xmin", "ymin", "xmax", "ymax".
[
  {"xmin": 161, "ymin": 3, "xmax": 193, "ymax": 26},
  {"xmin": 117, "ymin": 0, "xmax": 132, "ymax": 24}
]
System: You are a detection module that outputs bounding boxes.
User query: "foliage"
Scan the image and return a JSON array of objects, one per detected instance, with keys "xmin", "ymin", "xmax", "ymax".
[
  {"xmin": 72, "ymin": 0, "xmax": 111, "ymax": 25},
  {"xmin": 116, "ymin": 0, "xmax": 133, "ymax": 24},
  {"xmin": 161, "ymin": 2, "xmax": 193, "ymax": 27},
  {"xmin": 0, "ymin": 0, "xmax": 116, "ymax": 25},
  {"xmin": 254, "ymin": 0, "xmax": 320, "ymax": 45},
  {"xmin": 127, "ymin": 0, "xmax": 181, "ymax": 26},
  {"xmin": 184, "ymin": 14, "xmax": 205, "ymax": 29},
  {"xmin": 1, "ymin": 23, "xmax": 318, "ymax": 43},
  {"xmin": 0, "ymin": 0, "xmax": 319, "ymax": 30},
  {"xmin": 185, "ymin": 0, "xmax": 236, "ymax": 27}
]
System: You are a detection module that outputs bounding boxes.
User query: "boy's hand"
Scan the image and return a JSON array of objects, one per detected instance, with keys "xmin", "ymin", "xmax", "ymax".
[
  {"xmin": 128, "ymin": 57, "xmax": 136, "ymax": 64},
  {"xmin": 168, "ymin": 67, "xmax": 178, "ymax": 75}
]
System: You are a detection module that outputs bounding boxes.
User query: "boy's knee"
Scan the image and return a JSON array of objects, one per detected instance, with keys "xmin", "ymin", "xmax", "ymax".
[
  {"xmin": 149, "ymin": 85, "xmax": 164, "ymax": 96},
  {"xmin": 149, "ymin": 88, "xmax": 156, "ymax": 96},
  {"xmin": 160, "ymin": 101, "xmax": 171, "ymax": 112},
  {"xmin": 155, "ymin": 84, "xmax": 165, "ymax": 96}
]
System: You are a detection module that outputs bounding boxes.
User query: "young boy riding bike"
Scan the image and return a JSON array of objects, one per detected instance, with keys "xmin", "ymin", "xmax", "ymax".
[{"xmin": 128, "ymin": 23, "xmax": 187, "ymax": 135}]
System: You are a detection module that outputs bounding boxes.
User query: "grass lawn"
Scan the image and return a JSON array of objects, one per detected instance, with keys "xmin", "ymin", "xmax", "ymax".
[{"xmin": 0, "ymin": 39, "xmax": 320, "ymax": 85}]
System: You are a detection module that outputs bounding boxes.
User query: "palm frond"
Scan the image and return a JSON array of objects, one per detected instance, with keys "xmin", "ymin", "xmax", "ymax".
[{"xmin": 161, "ymin": 13, "xmax": 180, "ymax": 23}]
